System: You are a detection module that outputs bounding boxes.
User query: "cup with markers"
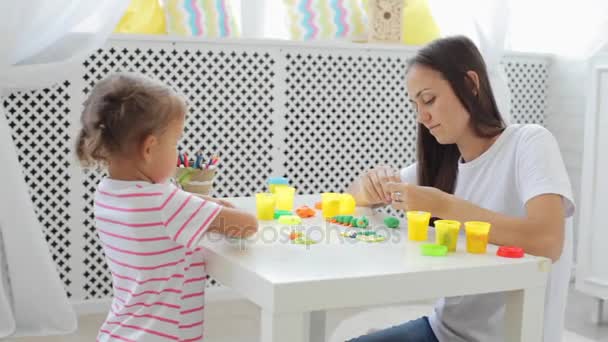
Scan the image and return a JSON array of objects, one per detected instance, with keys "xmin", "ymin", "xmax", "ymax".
[{"xmin": 175, "ymin": 150, "xmax": 219, "ymax": 195}]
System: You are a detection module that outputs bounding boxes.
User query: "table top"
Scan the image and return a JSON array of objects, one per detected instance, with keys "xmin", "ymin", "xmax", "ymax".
[{"xmin": 200, "ymin": 194, "xmax": 550, "ymax": 313}]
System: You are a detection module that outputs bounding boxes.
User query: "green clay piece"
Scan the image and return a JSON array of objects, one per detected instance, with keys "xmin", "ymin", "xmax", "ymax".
[
  {"xmin": 357, "ymin": 235, "xmax": 386, "ymax": 243},
  {"xmin": 420, "ymin": 244, "xmax": 448, "ymax": 257},
  {"xmin": 357, "ymin": 216, "xmax": 369, "ymax": 228},
  {"xmin": 274, "ymin": 210, "xmax": 293, "ymax": 219},
  {"xmin": 384, "ymin": 216, "xmax": 400, "ymax": 229},
  {"xmin": 293, "ymin": 237, "xmax": 318, "ymax": 245},
  {"xmin": 351, "ymin": 217, "xmax": 359, "ymax": 228}
]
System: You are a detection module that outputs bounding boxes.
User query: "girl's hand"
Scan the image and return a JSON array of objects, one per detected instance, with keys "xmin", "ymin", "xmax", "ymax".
[
  {"xmin": 193, "ymin": 194, "xmax": 235, "ymax": 208},
  {"xmin": 385, "ymin": 182, "xmax": 452, "ymax": 215},
  {"xmin": 212, "ymin": 198, "xmax": 235, "ymax": 208}
]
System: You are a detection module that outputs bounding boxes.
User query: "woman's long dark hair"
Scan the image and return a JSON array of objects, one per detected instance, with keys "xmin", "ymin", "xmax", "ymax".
[{"xmin": 407, "ymin": 36, "xmax": 506, "ymax": 194}]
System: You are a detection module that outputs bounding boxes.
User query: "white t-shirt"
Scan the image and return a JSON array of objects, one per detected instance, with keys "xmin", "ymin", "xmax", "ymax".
[
  {"xmin": 94, "ymin": 179, "xmax": 221, "ymax": 342},
  {"xmin": 400, "ymin": 124, "xmax": 574, "ymax": 342}
]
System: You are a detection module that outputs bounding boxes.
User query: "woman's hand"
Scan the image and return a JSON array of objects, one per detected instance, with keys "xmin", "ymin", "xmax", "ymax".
[
  {"xmin": 357, "ymin": 166, "xmax": 401, "ymax": 205},
  {"xmin": 386, "ymin": 183, "xmax": 566, "ymax": 262},
  {"xmin": 385, "ymin": 182, "xmax": 452, "ymax": 215}
]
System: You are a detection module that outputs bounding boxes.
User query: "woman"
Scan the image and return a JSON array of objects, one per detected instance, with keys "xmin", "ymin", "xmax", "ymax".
[{"xmin": 347, "ymin": 36, "xmax": 574, "ymax": 342}]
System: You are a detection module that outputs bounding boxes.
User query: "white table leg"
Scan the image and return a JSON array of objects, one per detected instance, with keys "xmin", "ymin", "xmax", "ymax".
[
  {"xmin": 261, "ymin": 310, "xmax": 311, "ymax": 342},
  {"xmin": 592, "ymin": 298, "xmax": 606, "ymax": 324},
  {"xmin": 505, "ymin": 286, "xmax": 546, "ymax": 342},
  {"xmin": 310, "ymin": 310, "xmax": 327, "ymax": 341}
]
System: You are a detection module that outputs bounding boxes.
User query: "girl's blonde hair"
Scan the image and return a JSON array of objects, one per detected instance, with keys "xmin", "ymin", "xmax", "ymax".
[{"xmin": 76, "ymin": 73, "xmax": 186, "ymax": 167}]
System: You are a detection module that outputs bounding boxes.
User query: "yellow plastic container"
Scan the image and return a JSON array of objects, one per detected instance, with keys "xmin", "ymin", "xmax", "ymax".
[
  {"xmin": 268, "ymin": 176, "xmax": 289, "ymax": 193},
  {"xmin": 271, "ymin": 184, "xmax": 289, "ymax": 194},
  {"xmin": 434, "ymin": 220, "xmax": 461, "ymax": 252},
  {"xmin": 465, "ymin": 221, "xmax": 492, "ymax": 254},
  {"xmin": 406, "ymin": 211, "xmax": 431, "ymax": 241},
  {"xmin": 275, "ymin": 186, "xmax": 296, "ymax": 211},
  {"xmin": 339, "ymin": 194, "xmax": 356, "ymax": 215},
  {"xmin": 255, "ymin": 193, "xmax": 276, "ymax": 220},
  {"xmin": 321, "ymin": 192, "xmax": 341, "ymax": 218}
]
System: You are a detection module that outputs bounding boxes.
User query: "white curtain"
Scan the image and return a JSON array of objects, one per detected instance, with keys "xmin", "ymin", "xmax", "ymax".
[
  {"xmin": 240, "ymin": 0, "xmax": 289, "ymax": 39},
  {"xmin": 428, "ymin": 0, "xmax": 608, "ymax": 122},
  {"xmin": 0, "ymin": 1, "xmax": 128, "ymax": 338},
  {"xmin": 427, "ymin": 0, "xmax": 512, "ymax": 122},
  {"xmin": 507, "ymin": 0, "xmax": 608, "ymax": 58}
]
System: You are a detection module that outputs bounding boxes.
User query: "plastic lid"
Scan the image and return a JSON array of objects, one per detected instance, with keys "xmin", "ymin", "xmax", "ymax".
[
  {"xmin": 420, "ymin": 244, "xmax": 448, "ymax": 257},
  {"xmin": 497, "ymin": 246, "xmax": 524, "ymax": 258},
  {"xmin": 268, "ymin": 177, "xmax": 289, "ymax": 185},
  {"xmin": 278, "ymin": 215, "xmax": 302, "ymax": 225},
  {"xmin": 274, "ymin": 210, "xmax": 292, "ymax": 219}
]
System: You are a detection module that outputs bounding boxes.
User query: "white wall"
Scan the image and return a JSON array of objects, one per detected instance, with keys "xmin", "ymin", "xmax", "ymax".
[{"xmin": 545, "ymin": 57, "xmax": 589, "ymax": 261}]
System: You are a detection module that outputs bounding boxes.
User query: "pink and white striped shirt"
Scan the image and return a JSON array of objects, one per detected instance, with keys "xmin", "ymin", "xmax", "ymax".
[{"xmin": 94, "ymin": 178, "xmax": 221, "ymax": 342}]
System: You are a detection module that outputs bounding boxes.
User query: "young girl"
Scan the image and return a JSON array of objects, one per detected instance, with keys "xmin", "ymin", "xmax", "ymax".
[
  {"xmin": 349, "ymin": 36, "xmax": 574, "ymax": 342},
  {"xmin": 76, "ymin": 72, "xmax": 258, "ymax": 342}
]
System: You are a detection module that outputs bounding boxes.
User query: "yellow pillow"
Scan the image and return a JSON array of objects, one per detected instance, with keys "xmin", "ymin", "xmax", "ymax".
[
  {"xmin": 115, "ymin": 0, "xmax": 167, "ymax": 35},
  {"xmin": 401, "ymin": 0, "xmax": 440, "ymax": 45}
]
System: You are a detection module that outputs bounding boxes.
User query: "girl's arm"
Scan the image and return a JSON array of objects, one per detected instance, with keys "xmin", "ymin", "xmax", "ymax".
[
  {"xmin": 192, "ymin": 194, "xmax": 236, "ymax": 208},
  {"xmin": 207, "ymin": 207, "xmax": 258, "ymax": 238}
]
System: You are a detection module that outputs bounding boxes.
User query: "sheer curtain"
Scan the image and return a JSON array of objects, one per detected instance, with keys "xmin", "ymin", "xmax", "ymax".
[
  {"xmin": 242, "ymin": 0, "xmax": 608, "ymax": 120},
  {"xmin": 428, "ymin": 0, "xmax": 608, "ymax": 120},
  {"xmin": 427, "ymin": 0, "xmax": 512, "ymax": 121},
  {"xmin": 507, "ymin": 0, "xmax": 608, "ymax": 58},
  {"xmin": 0, "ymin": 1, "xmax": 128, "ymax": 337}
]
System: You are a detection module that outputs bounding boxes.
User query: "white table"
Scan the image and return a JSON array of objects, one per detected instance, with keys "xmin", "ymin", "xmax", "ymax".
[{"xmin": 200, "ymin": 195, "xmax": 550, "ymax": 342}]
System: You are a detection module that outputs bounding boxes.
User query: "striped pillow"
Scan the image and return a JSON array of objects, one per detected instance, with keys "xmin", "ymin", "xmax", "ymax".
[
  {"xmin": 284, "ymin": 0, "xmax": 368, "ymax": 41},
  {"xmin": 165, "ymin": 0, "xmax": 239, "ymax": 37}
]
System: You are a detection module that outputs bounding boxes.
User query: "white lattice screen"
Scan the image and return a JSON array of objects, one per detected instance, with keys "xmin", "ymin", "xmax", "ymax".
[
  {"xmin": 2, "ymin": 37, "xmax": 548, "ymax": 303},
  {"xmin": 3, "ymin": 83, "xmax": 74, "ymax": 297}
]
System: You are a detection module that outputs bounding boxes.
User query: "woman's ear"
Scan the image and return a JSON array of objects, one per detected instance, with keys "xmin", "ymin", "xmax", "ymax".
[{"xmin": 466, "ymin": 70, "xmax": 481, "ymax": 96}]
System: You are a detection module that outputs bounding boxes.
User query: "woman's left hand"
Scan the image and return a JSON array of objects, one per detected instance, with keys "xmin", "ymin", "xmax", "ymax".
[{"xmin": 385, "ymin": 182, "xmax": 452, "ymax": 215}]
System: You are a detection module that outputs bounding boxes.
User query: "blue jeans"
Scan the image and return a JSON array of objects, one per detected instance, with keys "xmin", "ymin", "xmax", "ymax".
[{"xmin": 347, "ymin": 317, "xmax": 439, "ymax": 342}]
